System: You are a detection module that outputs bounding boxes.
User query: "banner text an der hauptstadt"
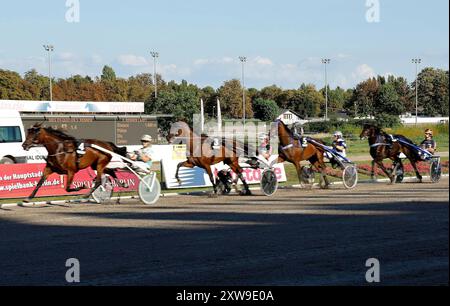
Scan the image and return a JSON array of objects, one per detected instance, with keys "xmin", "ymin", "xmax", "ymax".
[{"xmin": 0, "ymin": 164, "xmax": 138, "ymax": 199}]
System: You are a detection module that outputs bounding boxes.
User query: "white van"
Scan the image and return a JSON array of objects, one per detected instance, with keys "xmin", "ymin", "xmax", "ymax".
[{"xmin": 0, "ymin": 110, "xmax": 46, "ymax": 164}]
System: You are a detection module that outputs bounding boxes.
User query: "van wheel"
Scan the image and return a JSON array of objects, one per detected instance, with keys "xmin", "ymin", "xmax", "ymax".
[{"xmin": 0, "ymin": 157, "xmax": 15, "ymax": 164}]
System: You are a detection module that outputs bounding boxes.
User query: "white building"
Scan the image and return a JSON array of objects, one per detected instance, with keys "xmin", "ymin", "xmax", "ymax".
[
  {"xmin": 276, "ymin": 109, "xmax": 306, "ymax": 125},
  {"xmin": 400, "ymin": 114, "xmax": 449, "ymax": 125}
]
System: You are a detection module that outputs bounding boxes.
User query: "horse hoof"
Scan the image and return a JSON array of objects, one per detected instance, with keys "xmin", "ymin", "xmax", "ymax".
[{"xmin": 240, "ymin": 190, "xmax": 252, "ymax": 196}]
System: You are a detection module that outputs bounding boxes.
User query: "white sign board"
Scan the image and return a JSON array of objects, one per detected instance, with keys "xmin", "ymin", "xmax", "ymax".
[
  {"xmin": 162, "ymin": 145, "xmax": 287, "ymax": 189},
  {"xmin": 0, "ymin": 100, "xmax": 144, "ymax": 113}
]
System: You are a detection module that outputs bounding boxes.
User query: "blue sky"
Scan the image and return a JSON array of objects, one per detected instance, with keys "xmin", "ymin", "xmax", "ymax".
[{"xmin": 0, "ymin": 0, "xmax": 448, "ymax": 89}]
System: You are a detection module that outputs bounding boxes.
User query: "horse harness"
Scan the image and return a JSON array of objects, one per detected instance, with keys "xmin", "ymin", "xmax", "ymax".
[
  {"xmin": 46, "ymin": 139, "xmax": 89, "ymax": 171},
  {"xmin": 370, "ymin": 134, "xmax": 393, "ymax": 148}
]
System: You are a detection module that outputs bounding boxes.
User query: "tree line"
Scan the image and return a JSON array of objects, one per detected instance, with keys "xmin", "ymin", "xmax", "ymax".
[{"xmin": 0, "ymin": 65, "xmax": 448, "ymax": 127}]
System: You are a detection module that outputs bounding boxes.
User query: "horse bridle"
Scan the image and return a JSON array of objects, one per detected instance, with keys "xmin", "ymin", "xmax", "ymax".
[{"xmin": 272, "ymin": 120, "xmax": 298, "ymax": 151}]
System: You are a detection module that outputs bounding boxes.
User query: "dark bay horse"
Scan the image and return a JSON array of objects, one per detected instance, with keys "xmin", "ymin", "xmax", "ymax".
[
  {"xmin": 270, "ymin": 119, "xmax": 330, "ymax": 188},
  {"xmin": 359, "ymin": 124, "xmax": 423, "ymax": 183},
  {"xmin": 22, "ymin": 123, "xmax": 128, "ymax": 202},
  {"xmin": 166, "ymin": 122, "xmax": 251, "ymax": 196}
]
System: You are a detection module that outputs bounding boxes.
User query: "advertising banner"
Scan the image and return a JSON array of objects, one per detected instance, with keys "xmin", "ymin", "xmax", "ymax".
[
  {"xmin": 0, "ymin": 164, "xmax": 139, "ymax": 199},
  {"xmin": 0, "ymin": 100, "xmax": 144, "ymax": 113},
  {"xmin": 162, "ymin": 145, "xmax": 287, "ymax": 189}
]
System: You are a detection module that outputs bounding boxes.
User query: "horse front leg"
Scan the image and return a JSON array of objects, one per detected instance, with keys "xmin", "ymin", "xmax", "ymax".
[
  {"xmin": 204, "ymin": 167, "xmax": 218, "ymax": 197},
  {"xmin": 371, "ymin": 160, "xmax": 376, "ymax": 180},
  {"xmin": 293, "ymin": 161, "xmax": 303, "ymax": 185},
  {"xmin": 375, "ymin": 159, "xmax": 394, "ymax": 184},
  {"xmin": 65, "ymin": 170, "xmax": 86, "ymax": 193},
  {"xmin": 23, "ymin": 166, "xmax": 53, "ymax": 203}
]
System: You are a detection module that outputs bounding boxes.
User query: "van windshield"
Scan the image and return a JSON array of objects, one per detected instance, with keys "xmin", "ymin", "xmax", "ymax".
[{"xmin": 0, "ymin": 126, "xmax": 22, "ymax": 143}]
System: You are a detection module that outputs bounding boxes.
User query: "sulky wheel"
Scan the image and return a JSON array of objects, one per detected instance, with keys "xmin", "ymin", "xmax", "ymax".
[
  {"xmin": 430, "ymin": 158, "xmax": 442, "ymax": 183},
  {"xmin": 138, "ymin": 173, "xmax": 161, "ymax": 205},
  {"xmin": 91, "ymin": 174, "xmax": 114, "ymax": 204},
  {"xmin": 299, "ymin": 166, "xmax": 316, "ymax": 189},
  {"xmin": 260, "ymin": 169, "xmax": 278, "ymax": 196},
  {"xmin": 342, "ymin": 164, "xmax": 358, "ymax": 189}
]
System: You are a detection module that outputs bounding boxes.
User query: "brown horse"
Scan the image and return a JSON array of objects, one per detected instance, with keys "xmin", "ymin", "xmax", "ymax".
[
  {"xmin": 166, "ymin": 122, "xmax": 252, "ymax": 195},
  {"xmin": 22, "ymin": 123, "xmax": 128, "ymax": 202},
  {"xmin": 270, "ymin": 119, "xmax": 330, "ymax": 188},
  {"xmin": 359, "ymin": 123, "xmax": 423, "ymax": 183}
]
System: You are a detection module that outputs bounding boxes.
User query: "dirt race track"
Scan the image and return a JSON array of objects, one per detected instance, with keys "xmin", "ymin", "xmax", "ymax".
[{"xmin": 0, "ymin": 178, "xmax": 448, "ymax": 286}]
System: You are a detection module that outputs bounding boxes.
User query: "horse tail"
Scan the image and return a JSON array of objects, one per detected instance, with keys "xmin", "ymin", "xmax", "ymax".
[{"xmin": 107, "ymin": 142, "xmax": 128, "ymax": 157}]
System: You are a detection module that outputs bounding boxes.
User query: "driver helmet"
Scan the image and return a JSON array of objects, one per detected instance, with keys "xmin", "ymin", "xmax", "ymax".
[
  {"xmin": 141, "ymin": 134, "xmax": 153, "ymax": 142},
  {"xmin": 258, "ymin": 132, "xmax": 269, "ymax": 142},
  {"xmin": 333, "ymin": 131, "xmax": 343, "ymax": 139}
]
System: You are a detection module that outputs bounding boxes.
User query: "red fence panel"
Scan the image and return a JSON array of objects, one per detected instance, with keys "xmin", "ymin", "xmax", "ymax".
[{"xmin": 0, "ymin": 164, "xmax": 139, "ymax": 199}]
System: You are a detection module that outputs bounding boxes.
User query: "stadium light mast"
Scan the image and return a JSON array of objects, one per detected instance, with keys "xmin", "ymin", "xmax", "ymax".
[
  {"xmin": 322, "ymin": 58, "xmax": 331, "ymax": 121},
  {"xmin": 151, "ymin": 51, "xmax": 159, "ymax": 99},
  {"xmin": 239, "ymin": 56, "xmax": 247, "ymax": 127},
  {"xmin": 412, "ymin": 58, "xmax": 422, "ymax": 126},
  {"xmin": 43, "ymin": 45, "xmax": 54, "ymax": 101}
]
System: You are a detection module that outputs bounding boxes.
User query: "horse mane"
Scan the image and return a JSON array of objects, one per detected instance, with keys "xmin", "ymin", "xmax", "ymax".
[
  {"xmin": 275, "ymin": 119, "xmax": 294, "ymax": 137},
  {"xmin": 44, "ymin": 127, "xmax": 78, "ymax": 142}
]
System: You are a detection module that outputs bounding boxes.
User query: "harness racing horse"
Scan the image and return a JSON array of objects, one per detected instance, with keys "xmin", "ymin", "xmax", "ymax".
[
  {"xmin": 22, "ymin": 123, "xmax": 128, "ymax": 202},
  {"xmin": 270, "ymin": 119, "xmax": 330, "ymax": 188},
  {"xmin": 359, "ymin": 124, "xmax": 423, "ymax": 183},
  {"xmin": 166, "ymin": 122, "xmax": 252, "ymax": 196}
]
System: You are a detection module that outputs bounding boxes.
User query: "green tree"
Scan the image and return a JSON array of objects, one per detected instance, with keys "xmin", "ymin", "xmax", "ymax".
[
  {"xmin": 200, "ymin": 86, "xmax": 218, "ymax": 118},
  {"xmin": 252, "ymin": 98, "xmax": 280, "ymax": 122},
  {"xmin": 347, "ymin": 78, "xmax": 379, "ymax": 117},
  {"xmin": 0, "ymin": 69, "xmax": 32, "ymax": 100},
  {"xmin": 217, "ymin": 79, "xmax": 253, "ymax": 119},
  {"xmin": 375, "ymin": 82, "xmax": 404, "ymax": 115},
  {"xmin": 145, "ymin": 79, "xmax": 201, "ymax": 129},
  {"xmin": 321, "ymin": 86, "xmax": 351, "ymax": 115},
  {"xmin": 287, "ymin": 84, "xmax": 323, "ymax": 118},
  {"xmin": 128, "ymin": 73, "xmax": 153, "ymax": 102},
  {"xmin": 387, "ymin": 75, "xmax": 413, "ymax": 113},
  {"xmin": 414, "ymin": 67, "xmax": 449, "ymax": 116},
  {"xmin": 101, "ymin": 65, "xmax": 116, "ymax": 82},
  {"xmin": 23, "ymin": 69, "xmax": 50, "ymax": 100},
  {"xmin": 257, "ymin": 85, "xmax": 283, "ymax": 104}
]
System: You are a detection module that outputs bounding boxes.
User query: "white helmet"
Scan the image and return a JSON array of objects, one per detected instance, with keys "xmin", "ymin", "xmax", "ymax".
[
  {"xmin": 333, "ymin": 131, "xmax": 343, "ymax": 138},
  {"xmin": 141, "ymin": 134, "xmax": 153, "ymax": 142},
  {"xmin": 258, "ymin": 132, "xmax": 268, "ymax": 141}
]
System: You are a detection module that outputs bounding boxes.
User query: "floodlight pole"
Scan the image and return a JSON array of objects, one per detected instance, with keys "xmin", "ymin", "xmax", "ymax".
[
  {"xmin": 151, "ymin": 51, "xmax": 159, "ymax": 99},
  {"xmin": 43, "ymin": 45, "xmax": 54, "ymax": 101},
  {"xmin": 239, "ymin": 56, "xmax": 247, "ymax": 128}
]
